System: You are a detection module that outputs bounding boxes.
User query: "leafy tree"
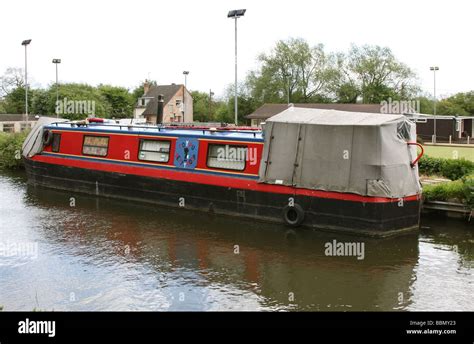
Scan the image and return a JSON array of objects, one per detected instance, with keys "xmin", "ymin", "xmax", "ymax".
[
  {"xmin": 0, "ymin": 99, "xmax": 6, "ymax": 114},
  {"xmin": 3, "ymin": 87, "xmax": 33, "ymax": 114},
  {"xmin": 191, "ymin": 90, "xmax": 217, "ymax": 122},
  {"xmin": 416, "ymin": 96, "xmax": 434, "ymax": 114},
  {"xmin": 437, "ymin": 99, "xmax": 469, "ymax": 116},
  {"xmin": 343, "ymin": 45, "xmax": 419, "ymax": 103},
  {"xmin": 98, "ymin": 85, "xmax": 134, "ymax": 118},
  {"xmin": 247, "ymin": 38, "xmax": 337, "ymax": 104},
  {"xmin": 217, "ymin": 84, "xmax": 260, "ymax": 124},
  {"xmin": 437, "ymin": 91, "xmax": 474, "ymax": 116},
  {"xmin": 31, "ymin": 88, "xmax": 51, "ymax": 116},
  {"xmin": 0, "ymin": 68, "xmax": 24, "ymax": 97},
  {"xmin": 246, "ymin": 39, "xmax": 418, "ymax": 105}
]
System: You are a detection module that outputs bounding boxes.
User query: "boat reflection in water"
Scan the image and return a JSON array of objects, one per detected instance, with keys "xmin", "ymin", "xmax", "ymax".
[{"xmin": 21, "ymin": 183, "xmax": 421, "ymax": 311}]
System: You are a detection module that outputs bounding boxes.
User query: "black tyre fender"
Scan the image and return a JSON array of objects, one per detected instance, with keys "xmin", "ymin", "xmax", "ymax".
[
  {"xmin": 43, "ymin": 130, "xmax": 53, "ymax": 146},
  {"xmin": 282, "ymin": 204, "xmax": 305, "ymax": 227}
]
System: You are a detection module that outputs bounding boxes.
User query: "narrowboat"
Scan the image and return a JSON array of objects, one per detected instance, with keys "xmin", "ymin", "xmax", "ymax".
[{"xmin": 22, "ymin": 107, "xmax": 424, "ymax": 237}]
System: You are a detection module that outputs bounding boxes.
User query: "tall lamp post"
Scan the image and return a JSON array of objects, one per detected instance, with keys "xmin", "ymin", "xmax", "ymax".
[
  {"xmin": 52, "ymin": 59, "xmax": 61, "ymax": 118},
  {"xmin": 183, "ymin": 71, "xmax": 189, "ymax": 123},
  {"xmin": 209, "ymin": 89, "xmax": 214, "ymax": 118},
  {"xmin": 228, "ymin": 9, "xmax": 246, "ymax": 126},
  {"xmin": 430, "ymin": 66, "xmax": 439, "ymax": 143},
  {"xmin": 22, "ymin": 39, "xmax": 32, "ymax": 126}
]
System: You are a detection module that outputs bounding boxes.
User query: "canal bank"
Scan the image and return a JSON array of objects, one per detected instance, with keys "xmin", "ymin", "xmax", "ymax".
[{"xmin": 0, "ymin": 171, "xmax": 472, "ymax": 311}]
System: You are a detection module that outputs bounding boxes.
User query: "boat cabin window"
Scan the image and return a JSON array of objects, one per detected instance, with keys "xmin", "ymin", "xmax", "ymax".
[
  {"xmin": 138, "ymin": 139, "xmax": 170, "ymax": 163},
  {"xmin": 207, "ymin": 144, "xmax": 247, "ymax": 171},
  {"xmin": 82, "ymin": 135, "xmax": 109, "ymax": 157},
  {"xmin": 52, "ymin": 133, "xmax": 61, "ymax": 153}
]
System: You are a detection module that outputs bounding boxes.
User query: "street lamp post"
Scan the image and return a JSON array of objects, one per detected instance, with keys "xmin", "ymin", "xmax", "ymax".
[
  {"xmin": 22, "ymin": 39, "xmax": 32, "ymax": 126},
  {"xmin": 52, "ymin": 59, "xmax": 61, "ymax": 118},
  {"xmin": 228, "ymin": 9, "xmax": 246, "ymax": 126},
  {"xmin": 183, "ymin": 71, "xmax": 189, "ymax": 123},
  {"xmin": 209, "ymin": 89, "xmax": 214, "ymax": 118},
  {"xmin": 430, "ymin": 66, "xmax": 439, "ymax": 143}
]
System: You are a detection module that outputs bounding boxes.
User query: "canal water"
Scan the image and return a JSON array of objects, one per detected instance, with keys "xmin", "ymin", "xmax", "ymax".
[{"xmin": 0, "ymin": 171, "xmax": 472, "ymax": 311}]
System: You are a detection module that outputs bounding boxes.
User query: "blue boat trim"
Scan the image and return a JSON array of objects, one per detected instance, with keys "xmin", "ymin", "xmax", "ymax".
[{"xmin": 44, "ymin": 124, "xmax": 264, "ymax": 143}]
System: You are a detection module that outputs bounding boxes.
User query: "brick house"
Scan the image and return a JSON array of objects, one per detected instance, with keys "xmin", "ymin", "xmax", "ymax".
[{"xmin": 134, "ymin": 82, "xmax": 193, "ymax": 123}]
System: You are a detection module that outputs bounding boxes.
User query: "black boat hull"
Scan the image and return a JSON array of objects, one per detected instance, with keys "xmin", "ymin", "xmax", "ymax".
[{"xmin": 24, "ymin": 158, "xmax": 421, "ymax": 237}]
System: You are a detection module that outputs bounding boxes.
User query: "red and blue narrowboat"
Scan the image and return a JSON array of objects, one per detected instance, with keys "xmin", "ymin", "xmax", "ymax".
[{"xmin": 22, "ymin": 107, "xmax": 424, "ymax": 237}]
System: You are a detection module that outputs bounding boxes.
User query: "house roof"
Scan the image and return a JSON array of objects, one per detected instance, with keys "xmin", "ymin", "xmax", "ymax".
[
  {"xmin": 0, "ymin": 114, "xmax": 37, "ymax": 122},
  {"xmin": 141, "ymin": 84, "xmax": 183, "ymax": 116},
  {"xmin": 246, "ymin": 103, "xmax": 386, "ymax": 119}
]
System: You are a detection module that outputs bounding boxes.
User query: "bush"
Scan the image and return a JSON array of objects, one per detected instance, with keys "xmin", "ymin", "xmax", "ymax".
[
  {"xmin": 418, "ymin": 156, "xmax": 474, "ymax": 180},
  {"xmin": 423, "ymin": 180, "xmax": 465, "ymax": 202},
  {"xmin": 462, "ymin": 174, "xmax": 474, "ymax": 207},
  {"xmin": 442, "ymin": 159, "xmax": 474, "ymax": 181},
  {"xmin": 418, "ymin": 156, "xmax": 444, "ymax": 176},
  {"xmin": 423, "ymin": 173, "xmax": 474, "ymax": 207},
  {"xmin": 0, "ymin": 131, "xmax": 29, "ymax": 169}
]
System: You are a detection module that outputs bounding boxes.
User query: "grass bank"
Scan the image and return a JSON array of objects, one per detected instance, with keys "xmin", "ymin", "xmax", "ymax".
[{"xmin": 422, "ymin": 145, "xmax": 474, "ymax": 162}]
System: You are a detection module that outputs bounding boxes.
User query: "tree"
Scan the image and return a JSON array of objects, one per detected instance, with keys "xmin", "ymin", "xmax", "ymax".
[
  {"xmin": 3, "ymin": 87, "xmax": 33, "ymax": 114},
  {"xmin": 341, "ymin": 45, "xmax": 419, "ymax": 103},
  {"xmin": 0, "ymin": 68, "xmax": 24, "ymax": 97},
  {"xmin": 416, "ymin": 96, "xmax": 434, "ymax": 114},
  {"xmin": 98, "ymin": 85, "xmax": 135, "ymax": 118},
  {"xmin": 31, "ymin": 89, "xmax": 51, "ymax": 115},
  {"xmin": 327, "ymin": 52, "xmax": 361, "ymax": 103},
  {"xmin": 0, "ymin": 68, "xmax": 29, "ymax": 114},
  {"xmin": 216, "ymin": 83, "xmax": 260, "ymax": 124},
  {"xmin": 437, "ymin": 91, "xmax": 474, "ymax": 116},
  {"xmin": 191, "ymin": 90, "xmax": 217, "ymax": 122},
  {"xmin": 246, "ymin": 38, "xmax": 336, "ymax": 104},
  {"xmin": 437, "ymin": 99, "xmax": 469, "ymax": 116}
]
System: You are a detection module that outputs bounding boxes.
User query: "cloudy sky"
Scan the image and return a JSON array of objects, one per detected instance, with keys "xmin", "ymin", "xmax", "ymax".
[{"xmin": 1, "ymin": 0, "xmax": 472, "ymax": 98}]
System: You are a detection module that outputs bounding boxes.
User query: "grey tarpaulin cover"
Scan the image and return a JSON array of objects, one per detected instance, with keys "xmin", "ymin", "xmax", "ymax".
[
  {"xmin": 258, "ymin": 108, "xmax": 421, "ymax": 198},
  {"xmin": 22, "ymin": 117, "xmax": 68, "ymax": 158}
]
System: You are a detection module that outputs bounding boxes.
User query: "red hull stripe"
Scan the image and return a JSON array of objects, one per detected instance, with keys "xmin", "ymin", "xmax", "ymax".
[
  {"xmin": 41, "ymin": 152, "xmax": 259, "ymax": 178},
  {"xmin": 31, "ymin": 154, "xmax": 421, "ymax": 204}
]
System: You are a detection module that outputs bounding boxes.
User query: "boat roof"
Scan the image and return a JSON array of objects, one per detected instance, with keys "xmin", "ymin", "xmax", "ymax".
[
  {"xmin": 268, "ymin": 108, "xmax": 405, "ymax": 126},
  {"xmin": 45, "ymin": 122, "xmax": 264, "ymax": 142}
]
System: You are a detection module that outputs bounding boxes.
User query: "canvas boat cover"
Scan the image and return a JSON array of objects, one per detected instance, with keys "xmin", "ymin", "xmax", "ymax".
[
  {"xmin": 22, "ymin": 117, "xmax": 68, "ymax": 158},
  {"xmin": 258, "ymin": 108, "xmax": 421, "ymax": 198}
]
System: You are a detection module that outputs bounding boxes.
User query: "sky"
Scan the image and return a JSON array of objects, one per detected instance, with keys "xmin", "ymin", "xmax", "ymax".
[{"xmin": 0, "ymin": 0, "xmax": 473, "ymax": 99}]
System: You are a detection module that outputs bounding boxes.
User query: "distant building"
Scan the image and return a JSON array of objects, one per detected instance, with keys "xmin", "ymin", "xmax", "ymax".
[
  {"xmin": 245, "ymin": 103, "xmax": 413, "ymax": 127},
  {"xmin": 134, "ymin": 82, "xmax": 193, "ymax": 123},
  {"xmin": 0, "ymin": 114, "xmax": 37, "ymax": 133},
  {"xmin": 406, "ymin": 114, "xmax": 474, "ymax": 143}
]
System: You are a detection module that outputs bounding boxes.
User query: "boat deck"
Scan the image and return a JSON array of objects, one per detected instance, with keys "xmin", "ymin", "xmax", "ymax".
[{"xmin": 45, "ymin": 122, "xmax": 264, "ymax": 142}]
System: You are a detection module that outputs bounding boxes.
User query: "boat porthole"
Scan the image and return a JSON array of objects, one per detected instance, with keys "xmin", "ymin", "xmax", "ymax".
[
  {"xmin": 282, "ymin": 204, "xmax": 305, "ymax": 227},
  {"xmin": 43, "ymin": 130, "xmax": 53, "ymax": 146}
]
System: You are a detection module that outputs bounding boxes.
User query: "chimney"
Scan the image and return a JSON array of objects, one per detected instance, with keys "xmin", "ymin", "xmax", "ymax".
[
  {"xmin": 143, "ymin": 79, "xmax": 150, "ymax": 95},
  {"xmin": 156, "ymin": 94, "xmax": 164, "ymax": 125}
]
